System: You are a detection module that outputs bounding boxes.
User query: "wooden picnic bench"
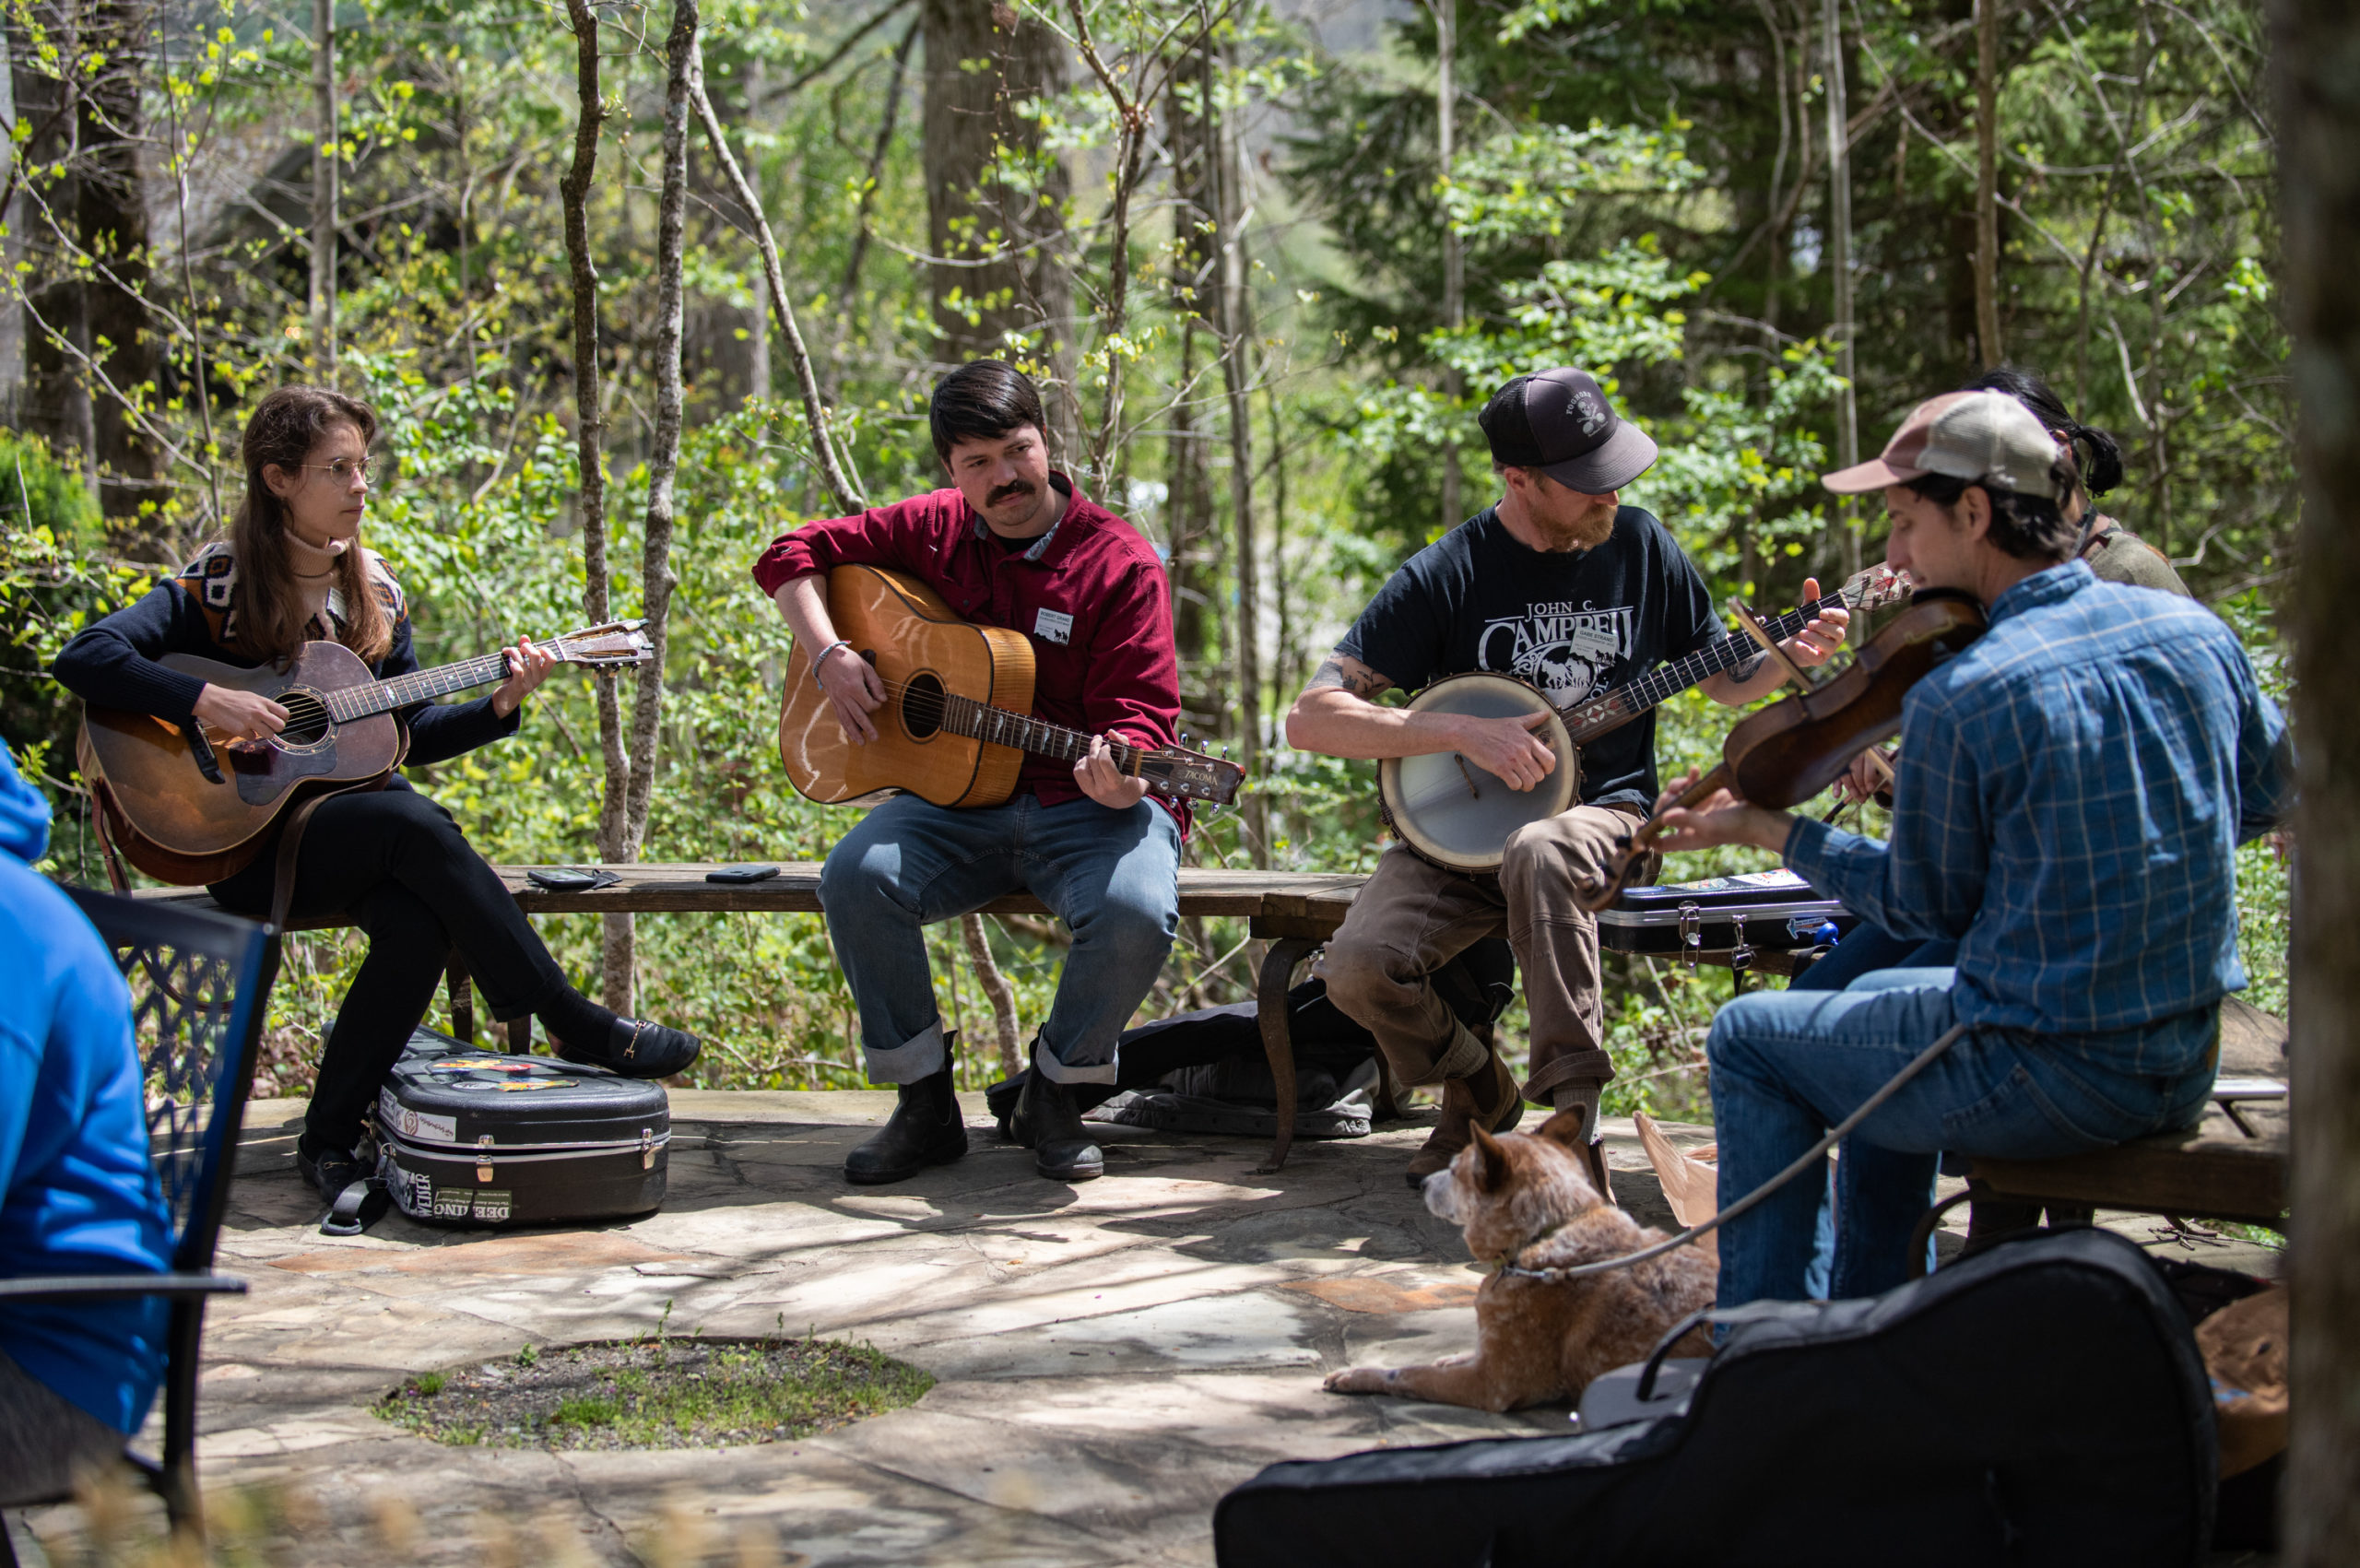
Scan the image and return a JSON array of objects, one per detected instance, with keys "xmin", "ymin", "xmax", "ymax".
[{"xmin": 141, "ymin": 864, "xmax": 1368, "ymax": 1171}]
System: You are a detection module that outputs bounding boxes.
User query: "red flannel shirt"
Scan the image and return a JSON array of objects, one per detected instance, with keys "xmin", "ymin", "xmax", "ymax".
[{"xmin": 752, "ymin": 475, "xmax": 1187, "ymax": 828}]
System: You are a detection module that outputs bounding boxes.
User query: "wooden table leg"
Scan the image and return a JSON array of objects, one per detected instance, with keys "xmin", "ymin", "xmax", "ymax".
[
  {"xmin": 1255, "ymin": 937, "xmax": 1318, "ymax": 1174},
  {"xmin": 445, "ymin": 951, "xmax": 476, "ymax": 1045},
  {"xmin": 506, "ymin": 1016, "xmax": 533, "ymax": 1055}
]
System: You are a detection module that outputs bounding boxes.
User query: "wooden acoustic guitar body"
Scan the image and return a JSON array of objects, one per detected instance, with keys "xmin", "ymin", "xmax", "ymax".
[
  {"xmin": 81, "ymin": 641, "xmax": 403, "ymax": 883},
  {"xmin": 778, "ymin": 564, "xmax": 1036, "ymax": 808}
]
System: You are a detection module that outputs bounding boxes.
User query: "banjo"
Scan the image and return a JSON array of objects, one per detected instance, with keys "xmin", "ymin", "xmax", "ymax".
[{"xmin": 1376, "ymin": 565, "xmax": 1911, "ymax": 873}]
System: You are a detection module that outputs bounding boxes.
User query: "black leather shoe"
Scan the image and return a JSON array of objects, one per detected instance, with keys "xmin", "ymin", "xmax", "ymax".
[
  {"xmin": 844, "ymin": 1065, "xmax": 969, "ymax": 1185},
  {"xmin": 297, "ymin": 1142, "xmax": 365, "ymax": 1201},
  {"xmin": 556, "ymin": 1017, "xmax": 702, "ymax": 1079},
  {"xmin": 1010, "ymin": 1068, "xmax": 1103, "ymax": 1183}
]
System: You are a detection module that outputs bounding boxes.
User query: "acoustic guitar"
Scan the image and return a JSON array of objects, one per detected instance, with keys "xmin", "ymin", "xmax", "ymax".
[
  {"xmin": 776, "ymin": 564, "xmax": 1245, "ymax": 809},
  {"xmin": 1377, "ymin": 564, "xmax": 1912, "ymax": 873},
  {"xmin": 80, "ymin": 622, "xmax": 653, "ymax": 885}
]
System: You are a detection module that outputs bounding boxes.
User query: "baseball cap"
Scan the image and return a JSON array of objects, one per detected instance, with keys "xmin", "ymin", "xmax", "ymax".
[
  {"xmin": 1821, "ymin": 390, "xmax": 2065, "ymax": 499},
  {"xmin": 1481, "ymin": 368, "xmax": 1659, "ymax": 494}
]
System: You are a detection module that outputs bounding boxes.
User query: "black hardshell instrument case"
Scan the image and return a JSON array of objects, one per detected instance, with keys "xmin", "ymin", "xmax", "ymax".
[
  {"xmin": 1599, "ymin": 867, "xmax": 1858, "ymax": 960},
  {"xmin": 376, "ymin": 1028, "xmax": 669, "ymax": 1227}
]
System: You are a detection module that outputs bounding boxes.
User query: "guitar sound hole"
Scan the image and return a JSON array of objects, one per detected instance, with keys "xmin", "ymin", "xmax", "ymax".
[
  {"xmin": 900, "ymin": 671, "xmax": 946, "ymax": 740},
  {"xmin": 276, "ymin": 690, "xmax": 332, "ymax": 746}
]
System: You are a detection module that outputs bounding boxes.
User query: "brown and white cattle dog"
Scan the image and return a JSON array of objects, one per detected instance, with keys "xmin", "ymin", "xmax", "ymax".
[{"xmin": 1324, "ymin": 1107, "xmax": 1717, "ymax": 1412}]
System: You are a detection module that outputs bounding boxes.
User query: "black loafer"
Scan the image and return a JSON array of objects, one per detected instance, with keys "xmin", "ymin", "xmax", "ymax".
[
  {"xmin": 1010, "ymin": 1068, "xmax": 1103, "ymax": 1183},
  {"xmin": 557, "ymin": 1017, "xmax": 701, "ymax": 1079},
  {"xmin": 297, "ymin": 1143, "xmax": 365, "ymax": 1201}
]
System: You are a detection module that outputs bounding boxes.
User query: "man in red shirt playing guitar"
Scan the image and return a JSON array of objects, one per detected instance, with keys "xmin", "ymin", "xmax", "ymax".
[{"xmin": 752, "ymin": 362, "xmax": 1186, "ymax": 1186}]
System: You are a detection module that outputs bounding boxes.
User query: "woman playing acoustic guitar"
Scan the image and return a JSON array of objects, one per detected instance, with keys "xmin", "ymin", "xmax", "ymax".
[{"xmin": 54, "ymin": 385, "xmax": 698, "ymax": 1210}]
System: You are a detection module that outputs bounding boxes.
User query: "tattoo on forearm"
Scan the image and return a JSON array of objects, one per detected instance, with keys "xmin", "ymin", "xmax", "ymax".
[
  {"xmin": 1730, "ymin": 650, "xmax": 1768, "ymax": 682},
  {"xmin": 1308, "ymin": 654, "xmax": 1392, "ymax": 701}
]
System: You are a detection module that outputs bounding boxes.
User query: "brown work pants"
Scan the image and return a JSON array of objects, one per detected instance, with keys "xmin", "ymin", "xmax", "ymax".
[{"xmin": 1317, "ymin": 805, "xmax": 1645, "ymax": 1105}]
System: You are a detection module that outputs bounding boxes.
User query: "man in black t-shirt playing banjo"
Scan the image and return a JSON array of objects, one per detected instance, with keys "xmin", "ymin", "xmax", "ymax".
[{"xmin": 1286, "ymin": 369, "xmax": 1849, "ymax": 1189}]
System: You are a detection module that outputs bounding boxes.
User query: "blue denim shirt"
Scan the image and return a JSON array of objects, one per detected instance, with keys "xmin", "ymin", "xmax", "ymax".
[{"xmin": 1786, "ymin": 561, "xmax": 2292, "ymax": 1065}]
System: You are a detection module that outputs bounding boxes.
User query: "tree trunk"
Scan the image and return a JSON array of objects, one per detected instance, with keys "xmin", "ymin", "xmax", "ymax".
[
  {"xmin": 1434, "ymin": 0, "xmax": 1462, "ymax": 536},
  {"xmin": 919, "ymin": 0, "xmax": 1071, "ymax": 373},
  {"xmin": 10, "ymin": 3, "xmax": 94, "ymax": 494},
  {"xmin": 558, "ymin": 0, "xmax": 631, "ymax": 1010},
  {"xmin": 1164, "ymin": 67, "xmax": 1221, "ymax": 734},
  {"xmin": 1973, "ymin": 0, "xmax": 2002, "ymax": 367},
  {"xmin": 310, "ymin": 0, "xmax": 337, "ymax": 379},
  {"xmin": 596, "ymin": 0, "xmax": 701, "ymax": 1010},
  {"xmin": 77, "ymin": 0, "xmax": 160, "ymax": 544},
  {"xmin": 1822, "ymin": 0, "xmax": 1860, "ymax": 578},
  {"xmin": 960, "ymin": 914, "xmax": 1022, "ymax": 1079},
  {"xmin": 2272, "ymin": 2, "xmax": 2360, "ymax": 1556},
  {"xmin": 1210, "ymin": 53, "xmax": 1265, "ymax": 866}
]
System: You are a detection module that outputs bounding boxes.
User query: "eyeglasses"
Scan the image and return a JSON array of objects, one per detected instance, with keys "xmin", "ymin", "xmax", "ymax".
[{"xmin": 301, "ymin": 457, "xmax": 377, "ymax": 484}]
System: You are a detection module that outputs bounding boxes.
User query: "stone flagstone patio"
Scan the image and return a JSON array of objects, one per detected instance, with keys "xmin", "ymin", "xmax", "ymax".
[{"xmin": 10, "ymin": 1092, "xmax": 2277, "ymax": 1565}]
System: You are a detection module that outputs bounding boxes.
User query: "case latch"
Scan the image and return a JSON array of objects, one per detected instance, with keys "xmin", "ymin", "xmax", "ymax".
[
  {"xmin": 640, "ymin": 1127, "xmax": 655, "ymax": 1170},
  {"xmin": 1729, "ymin": 914, "xmax": 1755, "ymax": 974},
  {"xmin": 476, "ymin": 1134, "xmax": 495, "ymax": 1185},
  {"xmin": 1678, "ymin": 902, "xmax": 1703, "ymax": 970}
]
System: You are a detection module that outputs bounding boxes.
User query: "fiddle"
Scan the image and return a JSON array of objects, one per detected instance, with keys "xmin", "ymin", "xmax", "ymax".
[{"xmin": 1575, "ymin": 588, "xmax": 1989, "ymax": 912}]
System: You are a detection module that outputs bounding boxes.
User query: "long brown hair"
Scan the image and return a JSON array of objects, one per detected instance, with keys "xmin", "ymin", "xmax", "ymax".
[{"xmin": 230, "ymin": 385, "xmax": 393, "ymax": 665}]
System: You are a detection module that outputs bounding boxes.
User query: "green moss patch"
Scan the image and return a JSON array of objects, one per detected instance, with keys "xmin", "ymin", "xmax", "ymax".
[{"xmin": 379, "ymin": 1335, "xmax": 933, "ymax": 1450}]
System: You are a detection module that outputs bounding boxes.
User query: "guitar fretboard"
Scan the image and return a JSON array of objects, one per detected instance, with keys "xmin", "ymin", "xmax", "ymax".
[
  {"xmin": 324, "ymin": 650, "xmax": 524, "ymax": 724},
  {"xmin": 933, "ymin": 694, "xmax": 1148, "ymax": 773},
  {"xmin": 1558, "ymin": 595, "xmax": 1840, "ymax": 745}
]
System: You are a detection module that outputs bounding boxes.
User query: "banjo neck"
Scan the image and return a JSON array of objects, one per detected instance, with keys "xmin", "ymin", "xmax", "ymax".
[{"xmin": 1556, "ymin": 588, "xmax": 1851, "ymax": 746}]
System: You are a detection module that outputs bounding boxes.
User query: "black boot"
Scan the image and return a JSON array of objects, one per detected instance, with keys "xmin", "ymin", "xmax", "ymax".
[
  {"xmin": 1010, "ymin": 1067, "xmax": 1103, "ymax": 1183},
  {"xmin": 844, "ymin": 1064, "xmax": 969, "ymax": 1185}
]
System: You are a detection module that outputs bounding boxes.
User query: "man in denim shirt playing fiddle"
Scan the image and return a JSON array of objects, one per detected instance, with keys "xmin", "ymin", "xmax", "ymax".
[{"xmin": 1652, "ymin": 390, "xmax": 2292, "ymax": 1309}]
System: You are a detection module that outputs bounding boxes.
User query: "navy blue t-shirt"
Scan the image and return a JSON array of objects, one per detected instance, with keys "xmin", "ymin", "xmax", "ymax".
[{"xmin": 1337, "ymin": 506, "xmax": 1719, "ymax": 810}]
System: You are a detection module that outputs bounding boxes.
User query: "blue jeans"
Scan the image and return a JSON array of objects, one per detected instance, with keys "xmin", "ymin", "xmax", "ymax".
[
  {"xmin": 1708, "ymin": 967, "xmax": 2217, "ymax": 1309},
  {"xmin": 819, "ymin": 793, "xmax": 1181, "ymax": 1086},
  {"xmin": 1788, "ymin": 923, "xmax": 1959, "ymax": 994}
]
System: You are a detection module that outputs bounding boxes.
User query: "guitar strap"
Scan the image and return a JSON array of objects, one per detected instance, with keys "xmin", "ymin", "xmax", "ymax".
[
  {"xmin": 268, "ymin": 793, "xmax": 332, "ymax": 932},
  {"xmin": 89, "ymin": 779, "xmax": 135, "ymax": 896}
]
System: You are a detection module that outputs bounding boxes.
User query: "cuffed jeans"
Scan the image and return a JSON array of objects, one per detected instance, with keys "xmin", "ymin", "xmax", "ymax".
[
  {"xmin": 1708, "ymin": 967, "xmax": 2218, "ymax": 1310},
  {"xmin": 819, "ymin": 793, "xmax": 1180, "ymax": 1086}
]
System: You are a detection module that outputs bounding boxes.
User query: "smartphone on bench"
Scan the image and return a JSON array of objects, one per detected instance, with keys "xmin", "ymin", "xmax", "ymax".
[{"xmin": 706, "ymin": 864, "xmax": 782, "ymax": 884}]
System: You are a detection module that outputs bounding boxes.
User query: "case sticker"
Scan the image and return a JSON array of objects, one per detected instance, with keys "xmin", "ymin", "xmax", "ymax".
[
  {"xmin": 378, "ymin": 1098, "xmax": 459, "ymax": 1142},
  {"xmin": 432, "ymin": 1189, "xmax": 476, "ymax": 1221},
  {"xmin": 472, "ymin": 1189, "xmax": 513, "ymax": 1223}
]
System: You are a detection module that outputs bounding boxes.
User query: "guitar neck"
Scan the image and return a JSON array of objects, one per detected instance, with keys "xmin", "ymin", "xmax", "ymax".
[
  {"xmin": 1563, "ymin": 593, "xmax": 1840, "ymax": 744},
  {"xmin": 324, "ymin": 650, "xmax": 515, "ymax": 724},
  {"xmin": 940, "ymin": 697, "xmax": 1145, "ymax": 773}
]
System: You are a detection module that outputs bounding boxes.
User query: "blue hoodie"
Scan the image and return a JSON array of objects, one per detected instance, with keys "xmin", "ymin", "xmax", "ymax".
[{"xmin": 0, "ymin": 740, "xmax": 171, "ymax": 1433}]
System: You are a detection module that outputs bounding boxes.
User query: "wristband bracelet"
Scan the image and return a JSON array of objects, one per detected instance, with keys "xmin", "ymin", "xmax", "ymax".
[{"xmin": 811, "ymin": 640, "xmax": 853, "ymax": 686}]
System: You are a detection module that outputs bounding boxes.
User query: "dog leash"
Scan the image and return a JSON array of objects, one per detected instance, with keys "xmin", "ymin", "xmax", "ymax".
[{"xmin": 1496, "ymin": 1022, "xmax": 1970, "ymax": 1284}]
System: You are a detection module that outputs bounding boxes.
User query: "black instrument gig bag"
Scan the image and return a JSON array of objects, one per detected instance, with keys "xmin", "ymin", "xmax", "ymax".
[
  {"xmin": 1215, "ymin": 1229, "xmax": 2217, "ymax": 1568},
  {"xmin": 375, "ymin": 1028, "xmax": 669, "ymax": 1227}
]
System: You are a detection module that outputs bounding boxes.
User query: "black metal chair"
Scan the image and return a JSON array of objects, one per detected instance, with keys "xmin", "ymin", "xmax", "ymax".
[{"xmin": 1, "ymin": 886, "xmax": 278, "ymax": 1555}]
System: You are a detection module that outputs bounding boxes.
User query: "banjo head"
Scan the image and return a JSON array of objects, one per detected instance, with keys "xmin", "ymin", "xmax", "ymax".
[{"xmin": 1378, "ymin": 673, "xmax": 1578, "ymax": 873}]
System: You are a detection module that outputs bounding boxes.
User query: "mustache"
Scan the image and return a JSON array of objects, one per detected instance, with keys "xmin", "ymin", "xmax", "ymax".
[{"xmin": 986, "ymin": 480, "xmax": 1036, "ymax": 507}]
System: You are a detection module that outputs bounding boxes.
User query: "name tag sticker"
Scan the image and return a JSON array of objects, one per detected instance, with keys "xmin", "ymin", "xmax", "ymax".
[{"xmin": 1033, "ymin": 607, "xmax": 1075, "ymax": 645}]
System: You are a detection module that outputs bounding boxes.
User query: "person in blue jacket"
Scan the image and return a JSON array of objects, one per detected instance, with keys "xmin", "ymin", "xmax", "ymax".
[{"xmin": 0, "ymin": 738, "xmax": 173, "ymax": 1502}]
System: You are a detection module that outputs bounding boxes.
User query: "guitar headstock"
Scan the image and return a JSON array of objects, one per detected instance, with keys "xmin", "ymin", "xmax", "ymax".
[
  {"xmin": 1139, "ymin": 744, "xmax": 1246, "ymax": 807},
  {"xmin": 549, "ymin": 619, "xmax": 655, "ymax": 668},
  {"xmin": 1837, "ymin": 563, "xmax": 1913, "ymax": 615}
]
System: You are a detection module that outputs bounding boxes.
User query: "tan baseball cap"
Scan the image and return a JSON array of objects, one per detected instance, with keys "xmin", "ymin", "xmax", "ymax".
[{"xmin": 1822, "ymin": 390, "xmax": 2065, "ymax": 499}]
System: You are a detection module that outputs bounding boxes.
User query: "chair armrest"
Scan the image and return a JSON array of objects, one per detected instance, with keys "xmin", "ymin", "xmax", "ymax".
[{"xmin": 0, "ymin": 1271, "xmax": 248, "ymax": 1303}]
